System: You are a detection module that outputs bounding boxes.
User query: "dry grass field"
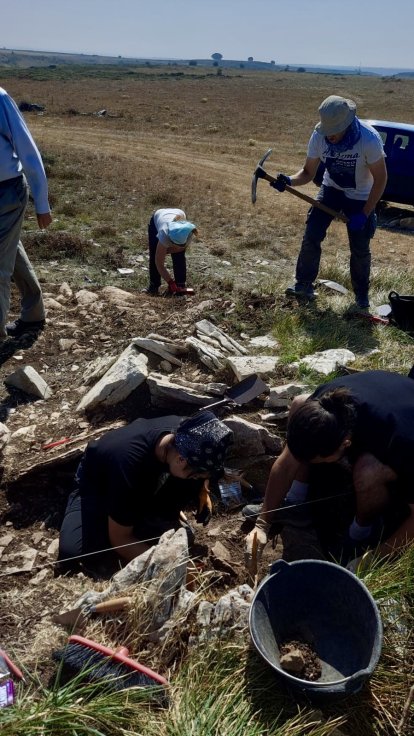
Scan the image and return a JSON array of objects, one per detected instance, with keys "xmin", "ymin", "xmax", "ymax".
[{"xmin": 1, "ymin": 66, "xmax": 414, "ymax": 736}]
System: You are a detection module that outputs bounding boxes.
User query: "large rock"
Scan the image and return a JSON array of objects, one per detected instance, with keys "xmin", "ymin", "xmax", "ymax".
[
  {"xmin": 77, "ymin": 344, "xmax": 148, "ymax": 412},
  {"xmin": 5, "ymin": 366, "xmax": 52, "ymax": 399},
  {"xmin": 224, "ymin": 415, "xmax": 282, "ymax": 457},
  {"xmin": 82, "ymin": 355, "xmax": 117, "ymax": 386},
  {"xmin": 293, "ymin": 348, "xmax": 355, "ymax": 375},
  {"xmin": 75, "ymin": 289, "xmax": 99, "ymax": 306},
  {"xmin": 147, "ymin": 372, "xmax": 218, "ymax": 408},
  {"xmin": 227, "ymin": 355, "xmax": 279, "ymax": 380}
]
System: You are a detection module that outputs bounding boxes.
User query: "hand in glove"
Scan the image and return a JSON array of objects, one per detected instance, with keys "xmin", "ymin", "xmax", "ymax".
[
  {"xmin": 167, "ymin": 278, "xmax": 178, "ymax": 294},
  {"xmin": 348, "ymin": 212, "xmax": 368, "ymax": 231},
  {"xmin": 270, "ymin": 173, "xmax": 291, "ymax": 192},
  {"xmin": 245, "ymin": 516, "xmax": 271, "ymax": 579},
  {"xmin": 195, "ymin": 484, "xmax": 213, "ymax": 526}
]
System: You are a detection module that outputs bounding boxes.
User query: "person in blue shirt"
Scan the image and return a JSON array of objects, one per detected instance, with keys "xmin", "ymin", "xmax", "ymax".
[{"xmin": 0, "ymin": 87, "xmax": 52, "ymax": 339}]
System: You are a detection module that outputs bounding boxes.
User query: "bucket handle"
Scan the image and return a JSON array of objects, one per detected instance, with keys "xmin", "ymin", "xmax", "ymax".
[{"xmin": 269, "ymin": 559, "xmax": 290, "ymax": 576}]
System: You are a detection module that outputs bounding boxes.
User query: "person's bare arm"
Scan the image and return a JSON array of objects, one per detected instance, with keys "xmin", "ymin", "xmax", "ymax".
[
  {"xmin": 108, "ymin": 517, "xmax": 150, "ymax": 561},
  {"xmin": 363, "ymin": 157, "xmax": 388, "ymax": 216},
  {"xmin": 289, "ymin": 157, "xmax": 321, "ymax": 187},
  {"xmin": 154, "ymin": 243, "xmax": 172, "ymax": 284}
]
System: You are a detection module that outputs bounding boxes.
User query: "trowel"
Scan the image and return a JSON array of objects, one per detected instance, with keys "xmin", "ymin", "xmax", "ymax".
[{"xmin": 201, "ymin": 373, "xmax": 268, "ymax": 413}]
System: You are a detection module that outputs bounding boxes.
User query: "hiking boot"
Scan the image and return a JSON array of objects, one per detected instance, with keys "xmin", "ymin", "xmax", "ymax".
[
  {"xmin": 285, "ymin": 282, "xmax": 317, "ymax": 300},
  {"xmin": 6, "ymin": 319, "xmax": 45, "ymax": 338},
  {"xmin": 355, "ymin": 296, "xmax": 370, "ymax": 309},
  {"xmin": 242, "ymin": 500, "xmax": 313, "ymax": 528},
  {"xmin": 141, "ymin": 285, "xmax": 159, "ymax": 296}
]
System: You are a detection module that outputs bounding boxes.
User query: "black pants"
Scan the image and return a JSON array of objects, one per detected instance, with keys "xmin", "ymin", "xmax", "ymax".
[
  {"xmin": 58, "ymin": 462, "xmax": 181, "ymax": 571},
  {"xmin": 148, "ymin": 216, "xmax": 186, "ymax": 288}
]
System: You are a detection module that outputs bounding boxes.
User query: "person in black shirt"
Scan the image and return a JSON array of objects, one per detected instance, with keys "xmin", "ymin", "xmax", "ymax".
[
  {"xmin": 245, "ymin": 370, "xmax": 414, "ymax": 572},
  {"xmin": 59, "ymin": 411, "xmax": 232, "ymax": 569}
]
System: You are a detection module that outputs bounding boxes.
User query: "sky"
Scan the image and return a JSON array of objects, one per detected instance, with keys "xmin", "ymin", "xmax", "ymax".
[{"xmin": 2, "ymin": 0, "xmax": 414, "ymax": 71}]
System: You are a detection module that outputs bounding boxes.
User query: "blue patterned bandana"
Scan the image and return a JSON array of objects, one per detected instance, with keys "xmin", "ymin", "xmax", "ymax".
[
  {"xmin": 174, "ymin": 410, "xmax": 233, "ymax": 476},
  {"xmin": 325, "ymin": 117, "xmax": 362, "ymax": 155}
]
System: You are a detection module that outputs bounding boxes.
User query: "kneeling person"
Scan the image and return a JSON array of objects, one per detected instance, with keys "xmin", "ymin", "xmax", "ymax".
[
  {"xmin": 59, "ymin": 411, "xmax": 232, "ymax": 569},
  {"xmin": 245, "ymin": 370, "xmax": 414, "ymax": 572}
]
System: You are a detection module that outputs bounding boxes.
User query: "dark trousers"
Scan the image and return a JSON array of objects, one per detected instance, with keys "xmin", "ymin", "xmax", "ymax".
[
  {"xmin": 295, "ymin": 185, "xmax": 376, "ymax": 301},
  {"xmin": 58, "ymin": 461, "xmax": 181, "ymax": 571},
  {"xmin": 148, "ymin": 216, "xmax": 186, "ymax": 288}
]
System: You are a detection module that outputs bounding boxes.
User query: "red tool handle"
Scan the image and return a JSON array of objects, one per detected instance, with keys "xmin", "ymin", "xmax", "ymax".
[
  {"xmin": 68, "ymin": 635, "xmax": 168, "ymax": 685},
  {"xmin": 0, "ymin": 649, "xmax": 24, "ymax": 681},
  {"xmin": 42, "ymin": 437, "xmax": 71, "ymax": 451}
]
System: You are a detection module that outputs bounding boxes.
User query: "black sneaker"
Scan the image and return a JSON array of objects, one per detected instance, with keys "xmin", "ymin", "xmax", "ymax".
[
  {"xmin": 6, "ymin": 319, "xmax": 45, "ymax": 337},
  {"xmin": 141, "ymin": 285, "xmax": 159, "ymax": 296},
  {"xmin": 285, "ymin": 282, "xmax": 317, "ymax": 300}
]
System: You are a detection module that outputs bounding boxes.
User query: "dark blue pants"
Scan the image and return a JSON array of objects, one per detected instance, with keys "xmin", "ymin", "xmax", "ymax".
[
  {"xmin": 148, "ymin": 216, "xmax": 186, "ymax": 288},
  {"xmin": 295, "ymin": 186, "xmax": 376, "ymax": 301}
]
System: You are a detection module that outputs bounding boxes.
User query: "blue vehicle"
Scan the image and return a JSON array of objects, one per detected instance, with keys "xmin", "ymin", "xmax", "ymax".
[{"xmin": 314, "ymin": 120, "xmax": 414, "ymax": 207}]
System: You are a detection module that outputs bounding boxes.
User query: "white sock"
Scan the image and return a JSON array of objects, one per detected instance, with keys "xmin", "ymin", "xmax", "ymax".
[
  {"xmin": 349, "ymin": 518, "xmax": 372, "ymax": 541},
  {"xmin": 285, "ymin": 481, "xmax": 309, "ymax": 504}
]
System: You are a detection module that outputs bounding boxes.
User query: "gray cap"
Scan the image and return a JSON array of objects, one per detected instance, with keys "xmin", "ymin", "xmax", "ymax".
[{"xmin": 315, "ymin": 95, "xmax": 356, "ymax": 137}]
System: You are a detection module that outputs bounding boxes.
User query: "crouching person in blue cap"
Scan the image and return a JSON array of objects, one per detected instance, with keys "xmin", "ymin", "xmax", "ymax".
[
  {"xmin": 142, "ymin": 207, "xmax": 197, "ymax": 296},
  {"xmin": 58, "ymin": 411, "xmax": 232, "ymax": 572}
]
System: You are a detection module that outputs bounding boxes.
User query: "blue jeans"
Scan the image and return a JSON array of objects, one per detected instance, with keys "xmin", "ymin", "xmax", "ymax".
[{"xmin": 295, "ymin": 185, "xmax": 376, "ymax": 301}]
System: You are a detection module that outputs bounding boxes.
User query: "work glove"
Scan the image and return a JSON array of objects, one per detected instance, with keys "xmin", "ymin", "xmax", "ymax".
[
  {"xmin": 195, "ymin": 484, "xmax": 213, "ymax": 526},
  {"xmin": 270, "ymin": 173, "xmax": 291, "ymax": 192},
  {"xmin": 346, "ymin": 549, "xmax": 374, "ymax": 575},
  {"xmin": 348, "ymin": 212, "xmax": 368, "ymax": 231},
  {"xmin": 244, "ymin": 516, "xmax": 271, "ymax": 578},
  {"xmin": 167, "ymin": 278, "xmax": 179, "ymax": 294}
]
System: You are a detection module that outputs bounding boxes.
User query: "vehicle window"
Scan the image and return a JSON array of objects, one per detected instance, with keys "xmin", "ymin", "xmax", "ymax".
[
  {"xmin": 393, "ymin": 134, "xmax": 410, "ymax": 150},
  {"xmin": 377, "ymin": 130, "xmax": 387, "ymax": 145}
]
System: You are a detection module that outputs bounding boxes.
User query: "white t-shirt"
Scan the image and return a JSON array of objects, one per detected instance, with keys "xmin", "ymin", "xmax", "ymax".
[
  {"xmin": 153, "ymin": 208, "xmax": 186, "ymax": 247},
  {"xmin": 307, "ymin": 121, "xmax": 385, "ymax": 200}
]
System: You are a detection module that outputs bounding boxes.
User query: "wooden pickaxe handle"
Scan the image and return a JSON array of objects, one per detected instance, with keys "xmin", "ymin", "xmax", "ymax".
[{"xmin": 257, "ymin": 167, "xmax": 349, "ymax": 223}]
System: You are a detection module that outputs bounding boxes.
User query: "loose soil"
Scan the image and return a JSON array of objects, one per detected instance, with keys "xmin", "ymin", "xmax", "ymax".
[{"xmin": 280, "ymin": 639, "xmax": 322, "ymax": 682}]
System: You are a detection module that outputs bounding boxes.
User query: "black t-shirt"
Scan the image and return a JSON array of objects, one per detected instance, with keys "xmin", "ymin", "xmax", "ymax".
[
  {"xmin": 80, "ymin": 416, "xmax": 203, "ymax": 526},
  {"xmin": 312, "ymin": 371, "xmax": 414, "ymax": 484}
]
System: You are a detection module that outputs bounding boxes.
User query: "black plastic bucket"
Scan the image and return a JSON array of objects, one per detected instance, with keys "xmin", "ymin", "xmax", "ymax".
[
  {"xmin": 389, "ymin": 291, "xmax": 414, "ymax": 333},
  {"xmin": 249, "ymin": 559, "xmax": 382, "ymax": 701}
]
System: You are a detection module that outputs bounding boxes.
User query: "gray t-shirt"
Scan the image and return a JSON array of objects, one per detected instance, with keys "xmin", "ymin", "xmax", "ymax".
[
  {"xmin": 307, "ymin": 121, "xmax": 385, "ymax": 200},
  {"xmin": 153, "ymin": 208, "xmax": 186, "ymax": 247}
]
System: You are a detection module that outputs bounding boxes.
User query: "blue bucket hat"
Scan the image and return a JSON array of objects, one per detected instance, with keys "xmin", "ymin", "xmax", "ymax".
[
  {"xmin": 167, "ymin": 220, "xmax": 196, "ymax": 245},
  {"xmin": 174, "ymin": 410, "xmax": 233, "ymax": 476}
]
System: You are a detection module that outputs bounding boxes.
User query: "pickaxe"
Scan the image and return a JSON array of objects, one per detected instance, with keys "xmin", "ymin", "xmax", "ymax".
[{"xmin": 251, "ymin": 148, "xmax": 348, "ymax": 223}]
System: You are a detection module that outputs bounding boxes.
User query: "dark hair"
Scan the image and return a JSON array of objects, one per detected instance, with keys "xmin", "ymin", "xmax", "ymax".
[{"xmin": 286, "ymin": 388, "xmax": 357, "ymax": 462}]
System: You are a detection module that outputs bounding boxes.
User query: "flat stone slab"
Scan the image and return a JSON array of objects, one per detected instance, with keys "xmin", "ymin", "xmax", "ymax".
[
  {"xmin": 77, "ymin": 344, "xmax": 148, "ymax": 412},
  {"xmin": 5, "ymin": 366, "xmax": 52, "ymax": 399},
  {"xmin": 227, "ymin": 355, "xmax": 279, "ymax": 381},
  {"xmin": 293, "ymin": 348, "xmax": 355, "ymax": 375}
]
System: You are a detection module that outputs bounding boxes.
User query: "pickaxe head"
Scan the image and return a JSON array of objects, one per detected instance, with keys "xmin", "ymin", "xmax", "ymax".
[{"xmin": 251, "ymin": 148, "xmax": 273, "ymax": 204}]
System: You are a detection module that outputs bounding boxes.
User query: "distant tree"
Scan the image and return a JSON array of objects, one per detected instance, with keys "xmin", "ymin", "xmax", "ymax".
[
  {"xmin": 211, "ymin": 52, "xmax": 223, "ymax": 61},
  {"xmin": 213, "ymin": 61, "xmax": 218, "ymax": 67},
  {"xmin": 284, "ymin": 64, "xmax": 290, "ymax": 71},
  {"xmin": 297, "ymin": 67, "xmax": 306, "ymax": 73},
  {"xmin": 189, "ymin": 60, "xmax": 197, "ymax": 66},
  {"xmin": 248, "ymin": 56, "xmax": 254, "ymax": 62},
  {"xmin": 270, "ymin": 60, "xmax": 275, "ymax": 65}
]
